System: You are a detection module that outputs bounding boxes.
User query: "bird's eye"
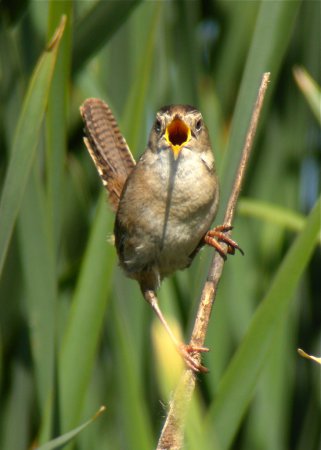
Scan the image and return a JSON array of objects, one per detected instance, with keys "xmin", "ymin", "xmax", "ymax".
[
  {"xmin": 155, "ymin": 119, "xmax": 162, "ymax": 133},
  {"xmin": 195, "ymin": 119, "xmax": 202, "ymax": 131}
]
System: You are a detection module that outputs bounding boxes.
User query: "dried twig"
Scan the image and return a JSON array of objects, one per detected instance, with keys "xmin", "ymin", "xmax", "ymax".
[{"xmin": 157, "ymin": 72, "xmax": 271, "ymax": 450}]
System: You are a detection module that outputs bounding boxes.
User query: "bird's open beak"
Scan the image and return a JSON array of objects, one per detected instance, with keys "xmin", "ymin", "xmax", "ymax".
[{"xmin": 165, "ymin": 118, "xmax": 191, "ymax": 160}]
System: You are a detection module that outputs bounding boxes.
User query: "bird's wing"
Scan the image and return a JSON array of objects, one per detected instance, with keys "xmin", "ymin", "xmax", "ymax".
[{"xmin": 80, "ymin": 98, "xmax": 136, "ymax": 212}]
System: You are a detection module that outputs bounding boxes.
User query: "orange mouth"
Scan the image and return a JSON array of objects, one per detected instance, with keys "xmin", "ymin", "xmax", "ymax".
[{"xmin": 165, "ymin": 118, "xmax": 191, "ymax": 159}]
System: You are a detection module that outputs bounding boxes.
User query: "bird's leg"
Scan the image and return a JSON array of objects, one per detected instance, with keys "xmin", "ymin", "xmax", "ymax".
[
  {"xmin": 204, "ymin": 224, "xmax": 244, "ymax": 258},
  {"xmin": 143, "ymin": 289, "xmax": 209, "ymax": 373}
]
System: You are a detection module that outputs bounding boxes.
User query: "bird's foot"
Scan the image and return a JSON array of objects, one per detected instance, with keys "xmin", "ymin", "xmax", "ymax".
[
  {"xmin": 204, "ymin": 224, "xmax": 244, "ymax": 259},
  {"xmin": 178, "ymin": 343, "xmax": 209, "ymax": 373}
]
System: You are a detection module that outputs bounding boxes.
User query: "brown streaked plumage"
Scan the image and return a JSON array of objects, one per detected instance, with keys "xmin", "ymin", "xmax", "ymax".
[
  {"xmin": 80, "ymin": 98, "xmax": 135, "ymax": 211},
  {"xmin": 81, "ymin": 99, "xmax": 242, "ymax": 372}
]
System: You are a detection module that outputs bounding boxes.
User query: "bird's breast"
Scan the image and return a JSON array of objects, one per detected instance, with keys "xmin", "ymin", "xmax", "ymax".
[{"xmin": 115, "ymin": 148, "xmax": 219, "ymax": 276}]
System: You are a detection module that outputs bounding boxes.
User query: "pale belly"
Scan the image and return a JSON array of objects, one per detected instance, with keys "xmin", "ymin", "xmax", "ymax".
[{"xmin": 115, "ymin": 147, "xmax": 219, "ymax": 281}]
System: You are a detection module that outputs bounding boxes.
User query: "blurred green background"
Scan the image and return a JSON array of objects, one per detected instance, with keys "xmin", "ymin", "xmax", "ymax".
[{"xmin": 0, "ymin": 1, "xmax": 320, "ymax": 449}]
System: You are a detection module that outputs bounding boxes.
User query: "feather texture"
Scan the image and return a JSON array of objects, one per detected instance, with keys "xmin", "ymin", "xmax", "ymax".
[{"xmin": 80, "ymin": 98, "xmax": 136, "ymax": 211}]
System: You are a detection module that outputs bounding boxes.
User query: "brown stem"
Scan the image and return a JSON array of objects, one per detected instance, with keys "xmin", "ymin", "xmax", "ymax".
[{"xmin": 156, "ymin": 72, "xmax": 271, "ymax": 450}]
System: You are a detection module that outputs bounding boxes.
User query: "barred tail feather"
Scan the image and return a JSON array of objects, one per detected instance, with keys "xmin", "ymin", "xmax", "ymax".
[{"xmin": 80, "ymin": 98, "xmax": 136, "ymax": 211}]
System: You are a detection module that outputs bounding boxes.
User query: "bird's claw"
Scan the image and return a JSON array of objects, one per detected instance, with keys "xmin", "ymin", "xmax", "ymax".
[
  {"xmin": 204, "ymin": 224, "xmax": 244, "ymax": 258},
  {"xmin": 178, "ymin": 343, "xmax": 209, "ymax": 373}
]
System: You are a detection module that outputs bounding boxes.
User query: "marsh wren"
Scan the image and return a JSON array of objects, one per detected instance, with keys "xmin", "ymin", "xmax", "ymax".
[{"xmin": 81, "ymin": 99, "xmax": 242, "ymax": 372}]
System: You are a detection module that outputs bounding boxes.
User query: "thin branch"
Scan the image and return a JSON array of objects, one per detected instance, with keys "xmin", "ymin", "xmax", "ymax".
[{"xmin": 157, "ymin": 72, "xmax": 271, "ymax": 450}]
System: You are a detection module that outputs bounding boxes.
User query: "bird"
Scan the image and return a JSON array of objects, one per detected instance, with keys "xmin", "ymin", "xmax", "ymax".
[{"xmin": 80, "ymin": 99, "xmax": 242, "ymax": 372}]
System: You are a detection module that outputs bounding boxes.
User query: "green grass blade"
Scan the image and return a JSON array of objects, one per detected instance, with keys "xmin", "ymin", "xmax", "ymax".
[
  {"xmin": 72, "ymin": 0, "xmax": 142, "ymax": 73},
  {"xmin": 0, "ymin": 16, "xmax": 66, "ymax": 277},
  {"xmin": 46, "ymin": 2, "xmax": 72, "ymax": 252},
  {"xmin": 239, "ymin": 197, "xmax": 321, "ymax": 244},
  {"xmin": 0, "ymin": 362, "xmax": 33, "ymax": 450},
  {"xmin": 59, "ymin": 195, "xmax": 114, "ymax": 431},
  {"xmin": 293, "ymin": 66, "xmax": 321, "ymax": 124},
  {"xmin": 37, "ymin": 406, "xmax": 106, "ymax": 450},
  {"xmin": 205, "ymin": 196, "xmax": 321, "ymax": 449},
  {"xmin": 238, "ymin": 198, "xmax": 306, "ymax": 234},
  {"xmin": 122, "ymin": 1, "xmax": 163, "ymax": 152},
  {"xmin": 17, "ymin": 170, "xmax": 57, "ymax": 442},
  {"xmin": 219, "ymin": 0, "xmax": 301, "ymax": 217},
  {"xmin": 111, "ymin": 306, "xmax": 154, "ymax": 450}
]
